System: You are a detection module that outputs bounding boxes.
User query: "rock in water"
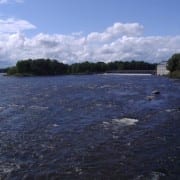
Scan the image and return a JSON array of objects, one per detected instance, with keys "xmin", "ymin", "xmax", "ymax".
[{"xmin": 152, "ymin": 90, "xmax": 160, "ymax": 95}]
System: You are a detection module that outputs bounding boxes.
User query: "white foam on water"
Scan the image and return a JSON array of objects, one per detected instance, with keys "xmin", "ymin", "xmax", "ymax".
[
  {"xmin": 9, "ymin": 104, "xmax": 20, "ymax": 107},
  {"xmin": 74, "ymin": 167, "xmax": 83, "ymax": 175},
  {"xmin": 112, "ymin": 118, "xmax": 139, "ymax": 126},
  {"xmin": 102, "ymin": 118, "xmax": 139, "ymax": 131},
  {"xmin": 134, "ymin": 171, "xmax": 165, "ymax": 180},
  {"xmin": 165, "ymin": 108, "xmax": 176, "ymax": 112},
  {"xmin": 0, "ymin": 163, "xmax": 18, "ymax": 174},
  {"xmin": 32, "ymin": 97, "xmax": 38, "ymax": 100},
  {"xmin": 112, "ymin": 135, "xmax": 119, "ymax": 139},
  {"xmin": 96, "ymin": 103, "xmax": 102, "ymax": 107},
  {"xmin": 30, "ymin": 105, "xmax": 48, "ymax": 110},
  {"xmin": 99, "ymin": 85, "xmax": 112, "ymax": 89},
  {"xmin": 67, "ymin": 108, "xmax": 73, "ymax": 112},
  {"xmin": 102, "ymin": 121, "xmax": 110, "ymax": 126},
  {"xmin": 8, "ymin": 104, "xmax": 25, "ymax": 108},
  {"xmin": 0, "ymin": 106, "xmax": 4, "ymax": 110},
  {"xmin": 53, "ymin": 124, "xmax": 59, "ymax": 127},
  {"xmin": 107, "ymin": 104, "xmax": 113, "ymax": 108},
  {"xmin": 150, "ymin": 171, "xmax": 166, "ymax": 180},
  {"xmin": 102, "ymin": 121, "xmax": 110, "ymax": 130},
  {"xmin": 87, "ymin": 85, "xmax": 97, "ymax": 89}
]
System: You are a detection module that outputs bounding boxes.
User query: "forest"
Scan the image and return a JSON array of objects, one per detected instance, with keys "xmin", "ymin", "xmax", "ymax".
[{"xmin": 7, "ymin": 59, "xmax": 156, "ymax": 76}]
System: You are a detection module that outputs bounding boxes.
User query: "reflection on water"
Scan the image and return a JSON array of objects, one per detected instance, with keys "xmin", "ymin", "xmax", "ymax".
[{"xmin": 0, "ymin": 74, "xmax": 180, "ymax": 179}]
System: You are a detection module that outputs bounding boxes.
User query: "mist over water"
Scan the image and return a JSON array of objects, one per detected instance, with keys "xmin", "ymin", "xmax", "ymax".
[{"xmin": 0, "ymin": 74, "xmax": 180, "ymax": 179}]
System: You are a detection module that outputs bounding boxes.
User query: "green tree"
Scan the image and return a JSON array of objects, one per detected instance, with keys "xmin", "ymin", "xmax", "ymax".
[
  {"xmin": 16, "ymin": 59, "xmax": 32, "ymax": 74},
  {"xmin": 167, "ymin": 53, "xmax": 180, "ymax": 72}
]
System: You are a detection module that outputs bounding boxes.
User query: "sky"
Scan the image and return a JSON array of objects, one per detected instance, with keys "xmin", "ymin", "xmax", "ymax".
[{"xmin": 0, "ymin": 0, "xmax": 180, "ymax": 67}]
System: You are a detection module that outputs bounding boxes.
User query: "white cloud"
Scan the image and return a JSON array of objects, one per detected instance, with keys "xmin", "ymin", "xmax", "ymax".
[
  {"xmin": 0, "ymin": 0, "xmax": 8, "ymax": 3},
  {"xmin": 87, "ymin": 22, "xmax": 143, "ymax": 42},
  {"xmin": 0, "ymin": 20, "xmax": 180, "ymax": 67},
  {"xmin": 0, "ymin": 18, "xmax": 36, "ymax": 33},
  {"xmin": 0, "ymin": 0, "xmax": 23, "ymax": 4}
]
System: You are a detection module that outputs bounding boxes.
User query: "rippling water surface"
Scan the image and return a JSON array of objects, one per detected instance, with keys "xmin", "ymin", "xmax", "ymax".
[{"xmin": 0, "ymin": 74, "xmax": 180, "ymax": 179}]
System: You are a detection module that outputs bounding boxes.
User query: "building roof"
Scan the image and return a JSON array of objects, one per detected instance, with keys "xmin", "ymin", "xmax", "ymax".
[{"xmin": 158, "ymin": 61, "xmax": 168, "ymax": 65}]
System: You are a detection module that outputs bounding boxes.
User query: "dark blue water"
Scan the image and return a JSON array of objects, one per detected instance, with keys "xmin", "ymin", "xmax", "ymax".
[{"xmin": 0, "ymin": 74, "xmax": 180, "ymax": 179}]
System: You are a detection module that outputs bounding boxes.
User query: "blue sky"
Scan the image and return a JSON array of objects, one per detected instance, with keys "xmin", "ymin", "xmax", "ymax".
[{"xmin": 0, "ymin": 0, "xmax": 180, "ymax": 67}]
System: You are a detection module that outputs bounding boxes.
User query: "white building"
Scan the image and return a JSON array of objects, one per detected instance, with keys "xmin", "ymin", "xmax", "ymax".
[{"xmin": 157, "ymin": 61, "xmax": 169, "ymax": 75}]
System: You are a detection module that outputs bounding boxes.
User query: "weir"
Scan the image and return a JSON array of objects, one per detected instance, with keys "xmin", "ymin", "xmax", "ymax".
[{"xmin": 106, "ymin": 70, "xmax": 156, "ymax": 74}]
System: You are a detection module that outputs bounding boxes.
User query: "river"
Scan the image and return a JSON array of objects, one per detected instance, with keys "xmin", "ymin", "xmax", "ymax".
[{"xmin": 0, "ymin": 74, "xmax": 179, "ymax": 179}]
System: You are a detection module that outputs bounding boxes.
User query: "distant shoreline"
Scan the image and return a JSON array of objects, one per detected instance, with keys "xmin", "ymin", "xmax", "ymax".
[
  {"xmin": 4, "ymin": 72, "xmax": 154, "ymax": 77},
  {"xmin": 6, "ymin": 59, "xmax": 157, "ymax": 76}
]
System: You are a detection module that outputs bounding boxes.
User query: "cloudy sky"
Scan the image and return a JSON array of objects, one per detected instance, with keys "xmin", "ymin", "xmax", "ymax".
[{"xmin": 0, "ymin": 0, "xmax": 180, "ymax": 67}]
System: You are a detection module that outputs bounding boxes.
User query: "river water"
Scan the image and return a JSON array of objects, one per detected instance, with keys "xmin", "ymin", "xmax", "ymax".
[{"xmin": 0, "ymin": 74, "xmax": 179, "ymax": 179}]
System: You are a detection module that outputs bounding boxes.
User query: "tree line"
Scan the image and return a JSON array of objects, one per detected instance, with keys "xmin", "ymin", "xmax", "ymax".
[{"xmin": 7, "ymin": 58, "xmax": 156, "ymax": 76}]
